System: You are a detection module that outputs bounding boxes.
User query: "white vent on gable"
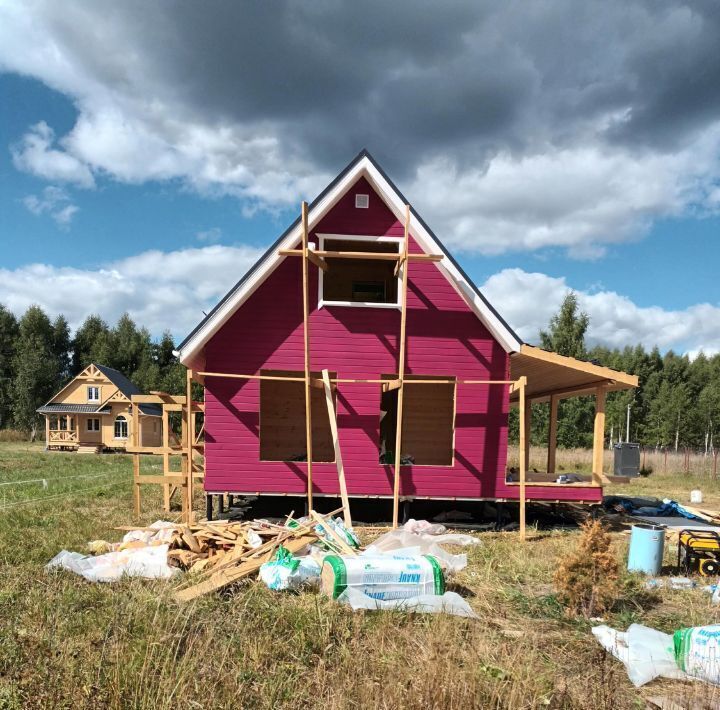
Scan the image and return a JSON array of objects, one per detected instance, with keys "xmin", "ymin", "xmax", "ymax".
[{"xmin": 355, "ymin": 193, "xmax": 369, "ymax": 208}]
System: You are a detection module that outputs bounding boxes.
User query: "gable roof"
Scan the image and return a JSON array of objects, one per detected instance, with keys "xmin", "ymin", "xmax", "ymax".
[
  {"xmin": 175, "ymin": 149, "xmax": 523, "ymax": 366},
  {"xmin": 40, "ymin": 363, "xmax": 161, "ymax": 417},
  {"xmin": 94, "ymin": 364, "xmax": 161, "ymax": 416}
]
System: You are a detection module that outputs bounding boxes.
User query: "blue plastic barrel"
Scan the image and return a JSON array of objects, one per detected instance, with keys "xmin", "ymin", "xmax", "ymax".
[{"xmin": 627, "ymin": 524, "xmax": 665, "ymax": 575}]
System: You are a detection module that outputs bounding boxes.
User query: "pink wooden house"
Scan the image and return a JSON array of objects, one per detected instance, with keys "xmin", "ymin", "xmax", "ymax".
[{"xmin": 176, "ymin": 151, "xmax": 636, "ymax": 519}]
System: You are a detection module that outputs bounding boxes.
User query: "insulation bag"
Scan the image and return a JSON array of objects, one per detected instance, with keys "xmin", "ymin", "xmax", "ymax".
[
  {"xmin": 321, "ymin": 554, "xmax": 444, "ymax": 600},
  {"xmin": 674, "ymin": 624, "xmax": 720, "ymax": 684}
]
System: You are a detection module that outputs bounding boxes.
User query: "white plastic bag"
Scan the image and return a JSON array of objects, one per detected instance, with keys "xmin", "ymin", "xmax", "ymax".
[
  {"xmin": 259, "ymin": 548, "xmax": 321, "ymax": 591},
  {"xmin": 337, "ymin": 587, "xmax": 477, "ymax": 618},
  {"xmin": 592, "ymin": 624, "xmax": 690, "ymax": 686},
  {"xmin": 47, "ymin": 544, "xmax": 179, "ymax": 582},
  {"xmin": 364, "ymin": 528, "xmax": 478, "ymax": 573}
]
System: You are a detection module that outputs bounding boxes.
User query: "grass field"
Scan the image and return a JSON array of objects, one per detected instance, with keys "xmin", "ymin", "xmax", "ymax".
[{"xmin": 2, "ymin": 442, "xmax": 720, "ymax": 708}]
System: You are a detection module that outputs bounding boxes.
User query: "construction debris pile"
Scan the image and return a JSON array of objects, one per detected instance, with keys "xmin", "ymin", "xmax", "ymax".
[{"xmin": 47, "ymin": 510, "xmax": 479, "ymax": 616}]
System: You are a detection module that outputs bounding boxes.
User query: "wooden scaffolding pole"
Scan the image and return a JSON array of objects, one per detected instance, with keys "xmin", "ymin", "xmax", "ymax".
[
  {"xmin": 518, "ymin": 376, "xmax": 528, "ymax": 541},
  {"xmin": 301, "ymin": 201, "xmax": 314, "ymax": 511},
  {"xmin": 162, "ymin": 405, "xmax": 171, "ymax": 511},
  {"xmin": 392, "ymin": 204, "xmax": 411, "ymax": 528},
  {"xmin": 132, "ymin": 400, "xmax": 140, "ymax": 516},
  {"xmin": 185, "ymin": 368, "xmax": 194, "ymax": 523},
  {"xmin": 322, "ymin": 369, "xmax": 352, "ymax": 528}
]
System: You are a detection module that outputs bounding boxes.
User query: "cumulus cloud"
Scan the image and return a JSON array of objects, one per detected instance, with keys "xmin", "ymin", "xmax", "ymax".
[
  {"xmin": 2, "ymin": 0, "xmax": 720, "ymax": 256},
  {"xmin": 482, "ymin": 268, "xmax": 720, "ymax": 355},
  {"xmin": 12, "ymin": 122, "xmax": 95, "ymax": 188},
  {"xmin": 21, "ymin": 185, "xmax": 79, "ymax": 227},
  {"xmin": 0, "ymin": 244, "xmax": 263, "ymax": 338}
]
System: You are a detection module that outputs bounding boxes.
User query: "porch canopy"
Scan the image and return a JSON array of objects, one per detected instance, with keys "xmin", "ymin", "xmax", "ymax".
[{"xmin": 508, "ymin": 344, "xmax": 638, "ymax": 486}]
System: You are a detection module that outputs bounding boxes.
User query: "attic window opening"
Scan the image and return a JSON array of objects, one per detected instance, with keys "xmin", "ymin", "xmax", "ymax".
[
  {"xmin": 319, "ymin": 235, "xmax": 401, "ymax": 307},
  {"xmin": 379, "ymin": 375, "xmax": 456, "ymax": 466},
  {"xmin": 260, "ymin": 369, "xmax": 336, "ymax": 463},
  {"xmin": 355, "ymin": 193, "xmax": 369, "ymax": 208}
]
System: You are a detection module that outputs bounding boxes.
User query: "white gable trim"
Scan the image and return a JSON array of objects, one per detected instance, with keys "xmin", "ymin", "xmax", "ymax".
[{"xmin": 176, "ymin": 155, "xmax": 522, "ymax": 365}]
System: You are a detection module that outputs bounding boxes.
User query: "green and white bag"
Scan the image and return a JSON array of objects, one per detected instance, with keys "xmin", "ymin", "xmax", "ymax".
[
  {"xmin": 321, "ymin": 553, "xmax": 444, "ymax": 600},
  {"xmin": 674, "ymin": 624, "xmax": 720, "ymax": 684}
]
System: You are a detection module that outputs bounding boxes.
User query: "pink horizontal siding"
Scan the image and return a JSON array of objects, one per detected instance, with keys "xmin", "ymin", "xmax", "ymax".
[{"xmin": 203, "ymin": 177, "xmax": 600, "ymax": 504}]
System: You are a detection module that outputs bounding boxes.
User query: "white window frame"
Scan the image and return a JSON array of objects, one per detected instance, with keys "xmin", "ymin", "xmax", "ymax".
[
  {"xmin": 316, "ymin": 233, "xmax": 403, "ymax": 310},
  {"xmin": 87, "ymin": 386, "xmax": 100, "ymax": 402},
  {"xmin": 86, "ymin": 418, "xmax": 100, "ymax": 432},
  {"xmin": 114, "ymin": 415, "xmax": 128, "ymax": 440}
]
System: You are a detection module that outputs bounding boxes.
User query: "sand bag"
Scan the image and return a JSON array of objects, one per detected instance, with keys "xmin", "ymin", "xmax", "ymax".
[
  {"xmin": 674, "ymin": 624, "xmax": 720, "ymax": 684},
  {"xmin": 321, "ymin": 553, "xmax": 444, "ymax": 600}
]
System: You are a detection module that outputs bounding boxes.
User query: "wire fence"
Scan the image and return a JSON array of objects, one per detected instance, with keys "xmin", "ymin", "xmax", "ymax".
[{"xmin": 0, "ymin": 479, "xmax": 129, "ymax": 511}]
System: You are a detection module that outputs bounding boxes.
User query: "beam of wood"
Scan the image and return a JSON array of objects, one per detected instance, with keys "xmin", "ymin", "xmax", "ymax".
[
  {"xmin": 278, "ymin": 249, "xmax": 443, "ymax": 263},
  {"xmin": 592, "ymin": 385, "xmax": 607, "ymax": 486},
  {"xmin": 517, "ymin": 379, "xmax": 613, "ymax": 403},
  {"xmin": 197, "ymin": 371, "xmax": 306, "ymax": 382},
  {"xmin": 305, "ymin": 249, "xmax": 328, "ymax": 272},
  {"xmin": 132, "ymin": 396, "xmax": 141, "ymax": 517},
  {"xmin": 301, "ymin": 201, "xmax": 314, "ymax": 511},
  {"xmin": 547, "ymin": 394, "xmax": 558, "ymax": 475},
  {"xmin": 133, "ymin": 475, "xmax": 187, "ymax": 485},
  {"xmin": 518, "ymin": 376, "xmax": 528, "ymax": 542},
  {"xmin": 321, "ymin": 369, "xmax": 351, "ymax": 528},
  {"xmin": 392, "ymin": 204, "xmax": 411, "ymax": 529},
  {"xmin": 162, "ymin": 405, "xmax": 171, "ymax": 512},
  {"xmin": 185, "ymin": 368, "xmax": 194, "ymax": 524},
  {"xmin": 132, "ymin": 394, "xmax": 187, "ymax": 405},
  {"xmin": 523, "ymin": 398, "xmax": 532, "ymax": 475}
]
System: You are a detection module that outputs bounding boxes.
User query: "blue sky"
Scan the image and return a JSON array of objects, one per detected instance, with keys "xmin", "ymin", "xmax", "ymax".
[{"xmin": 1, "ymin": 1, "xmax": 719, "ymax": 355}]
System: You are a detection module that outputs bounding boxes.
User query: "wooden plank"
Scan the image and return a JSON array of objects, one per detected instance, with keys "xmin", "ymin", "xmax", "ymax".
[
  {"xmin": 186, "ymin": 369, "xmax": 194, "ymax": 524},
  {"xmin": 523, "ymin": 398, "xmax": 532, "ymax": 475},
  {"xmin": 321, "ymin": 369, "xmax": 351, "ymax": 528},
  {"xmin": 518, "ymin": 376, "xmax": 527, "ymax": 541},
  {"xmin": 301, "ymin": 201, "xmax": 314, "ymax": 511},
  {"xmin": 134, "ymin": 475, "xmax": 186, "ymax": 485},
  {"xmin": 162, "ymin": 405, "xmax": 171, "ymax": 512},
  {"xmin": 131, "ymin": 394, "xmax": 186, "ymax": 404},
  {"xmin": 310, "ymin": 510, "xmax": 356, "ymax": 554},
  {"xmin": 392, "ymin": 204, "xmax": 411, "ymax": 529},
  {"xmin": 278, "ymin": 249, "xmax": 442, "ymax": 262},
  {"xmin": 306, "ymin": 249, "xmax": 328, "ymax": 272},
  {"xmin": 592, "ymin": 385, "xmax": 606, "ymax": 486},
  {"xmin": 547, "ymin": 394, "xmax": 558, "ymax": 474}
]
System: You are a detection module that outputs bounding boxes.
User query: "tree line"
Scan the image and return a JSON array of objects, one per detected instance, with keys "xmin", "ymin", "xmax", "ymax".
[
  {"xmin": 511, "ymin": 294, "xmax": 720, "ymax": 452},
  {"xmin": 0, "ymin": 304, "xmax": 185, "ymax": 436}
]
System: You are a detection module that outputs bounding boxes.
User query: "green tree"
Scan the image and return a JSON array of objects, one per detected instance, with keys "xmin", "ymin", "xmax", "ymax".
[
  {"xmin": 539, "ymin": 292, "xmax": 589, "ymax": 359},
  {"xmin": 71, "ymin": 315, "xmax": 110, "ymax": 373},
  {"xmin": 11, "ymin": 306, "xmax": 59, "ymax": 438},
  {"xmin": 0, "ymin": 305, "xmax": 19, "ymax": 428}
]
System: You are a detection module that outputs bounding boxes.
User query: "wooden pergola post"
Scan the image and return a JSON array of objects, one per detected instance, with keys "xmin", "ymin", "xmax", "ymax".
[
  {"xmin": 162, "ymin": 405, "xmax": 171, "ymax": 512},
  {"xmin": 301, "ymin": 201, "xmax": 314, "ymax": 512},
  {"xmin": 392, "ymin": 204, "xmax": 411, "ymax": 528},
  {"xmin": 523, "ymin": 398, "xmax": 532, "ymax": 474},
  {"xmin": 592, "ymin": 385, "xmax": 607, "ymax": 486},
  {"xmin": 517, "ymin": 376, "xmax": 528, "ymax": 541},
  {"xmin": 547, "ymin": 394, "xmax": 558, "ymax": 474}
]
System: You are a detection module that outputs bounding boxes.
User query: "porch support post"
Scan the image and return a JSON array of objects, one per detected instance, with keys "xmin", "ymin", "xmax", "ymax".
[
  {"xmin": 592, "ymin": 385, "xmax": 607, "ymax": 486},
  {"xmin": 45, "ymin": 416, "xmax": 50, "ymax": 448},
  {"xmin": 523, "ymin": 397, "xmax": 532, "ymax": 474},
  {"xmin": 547, "ymin": 395, "xmax": 558, "ymax": 474},
  {"xmin": 518, "ymin": 376, "xmax": 528, "ymax": 541}
]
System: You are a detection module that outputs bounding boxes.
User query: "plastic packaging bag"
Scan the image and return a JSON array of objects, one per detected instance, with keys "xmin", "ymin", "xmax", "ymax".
[
  {"xmin": 363, "ymin": 527, "xmax": 478, "ymax": 573},
  {"xmin": 592, "ymin": 624, "xmax": 690, "ymax": 686},
  {"xmin": 259, "ymin": 546, "xmax": 322, "ymax": 591},
  {"xmin": 674, "ymin": 624, "xmax": 720, "ymax": 684},
  {"xmin": 47, "ymin": 544, "xmax": 179, "ymax": 582},
  {"xmin": 337, "ymin": 587, "xmax": 477, "ymax": 618}
]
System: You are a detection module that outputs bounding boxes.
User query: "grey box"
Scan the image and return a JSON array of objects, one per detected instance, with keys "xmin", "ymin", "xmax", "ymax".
[{"xmin": 614, "ymin": 443, "xmax": 641, "ymax": 477}]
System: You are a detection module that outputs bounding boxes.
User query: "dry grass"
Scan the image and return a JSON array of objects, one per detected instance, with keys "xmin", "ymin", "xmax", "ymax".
[{"xmin": 2, "ymin": 443, "xmax": 720, "ymax": 708}]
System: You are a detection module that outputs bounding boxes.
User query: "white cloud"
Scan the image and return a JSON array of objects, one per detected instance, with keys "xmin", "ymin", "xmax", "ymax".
[
  {"xmin": 482, "ymin": 268, "xmax": 720, "ymax": 354},
  {"xmin": 12, "ymin": 122, "xmax": 95, "ymax": 188},
  {"xmin": 21, "ymin": 185, "xmax": 79, "ymax": 227},
  {"xmin": 0, "ymin": 244, "xmax": 264, "ymax": 338},
  {"xmin": 410, "ymin": 132, "xmax": 720, "ymax": 258}
]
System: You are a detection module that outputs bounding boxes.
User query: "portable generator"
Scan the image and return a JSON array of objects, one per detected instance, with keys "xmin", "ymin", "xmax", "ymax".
[{"xmin": 678, "ymin": 529, "xmax": 720, "ymax": 577}]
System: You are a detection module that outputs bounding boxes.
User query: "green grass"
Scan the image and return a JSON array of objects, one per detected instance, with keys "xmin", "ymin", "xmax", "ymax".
[{"xmin": 2, "ymin": 443, "xmax": 720, "ymax": 708}]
